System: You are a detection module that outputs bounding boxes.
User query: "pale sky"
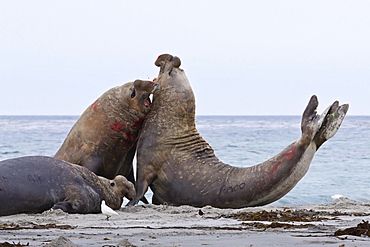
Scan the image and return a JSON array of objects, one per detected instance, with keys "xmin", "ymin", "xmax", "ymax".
[{"xmin": 1, "ymin": 1, "xmax": 369, "ymax": 116}]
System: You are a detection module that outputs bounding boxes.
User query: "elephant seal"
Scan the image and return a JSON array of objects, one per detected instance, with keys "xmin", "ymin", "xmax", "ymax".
[
  {"xmin": 55, "ymin": 80, "xmax": 158, "ymax": 183},
  {"xmin": 127, "ymin": 54, "xmax": 349, "ymax": 208},
  {"xmin": 0, "ymin": 156, "xmax": 135, "ymax": 216}
]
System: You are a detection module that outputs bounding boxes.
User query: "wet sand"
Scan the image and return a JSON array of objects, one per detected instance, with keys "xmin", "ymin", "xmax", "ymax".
[{"xmin": 1, "ymin": 197, "xmax": 370, "ymax": 247}]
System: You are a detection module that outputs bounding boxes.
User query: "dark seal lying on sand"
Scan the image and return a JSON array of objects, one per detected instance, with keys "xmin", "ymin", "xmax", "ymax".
[
  {"xmin": 0, "ymin": 156, "xmax": 135, "ymax": 216},
  {"xmin": 127, "ymin": 54, "xmax": 349, "ymax": 208},
  {"xmin": 55, "ymin": 80, "xmax": 158, "ymax": 184}
]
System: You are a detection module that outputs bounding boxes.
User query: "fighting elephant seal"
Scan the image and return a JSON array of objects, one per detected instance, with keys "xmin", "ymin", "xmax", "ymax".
[
  {"xmin": 55, "ymin": 80, "xmax": 158, "ymax": 182},
  {"xmin": 0, "ymin": 156, "xmax": 135, "ymax": 216},
  {"xmin": 127, "ymin": 54, "xmax": 349, "ymax": 208}
]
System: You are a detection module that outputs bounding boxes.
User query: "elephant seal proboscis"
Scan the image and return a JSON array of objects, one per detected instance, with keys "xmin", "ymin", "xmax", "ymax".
[
  {"xmin": 127, "ymin": 54, "xmax": 349, "ymax": 208},
  {"xmin": 55, "ymin": 80, "xmax": 158, "ymax": 183},
  {"xmin": 0, "ymin": 156, "xmax": 135, "ymax": 216}
]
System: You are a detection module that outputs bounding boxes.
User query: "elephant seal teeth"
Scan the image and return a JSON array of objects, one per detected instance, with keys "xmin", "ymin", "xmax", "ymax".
[{"xmin": 144, "ymin": 94, "xmax": 154, "ymax": 108}]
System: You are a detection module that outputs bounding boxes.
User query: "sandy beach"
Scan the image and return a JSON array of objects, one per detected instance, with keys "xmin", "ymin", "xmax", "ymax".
[{"xmin": 1, "ymin": 197, "xmax": 370, "ymax": 247}]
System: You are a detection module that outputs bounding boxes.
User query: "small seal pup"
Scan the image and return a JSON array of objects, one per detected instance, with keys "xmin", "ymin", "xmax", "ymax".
[
  {"xmin": 55, "ymin": 79, "xmax": 158, "ymax": 184},
  {"xmin": 0, "ymin": 156, "xmax": 135, "ymax": 216},
  {"xmin": 127, "ymin": 54, "xmax": 349, "ymax": 208}
]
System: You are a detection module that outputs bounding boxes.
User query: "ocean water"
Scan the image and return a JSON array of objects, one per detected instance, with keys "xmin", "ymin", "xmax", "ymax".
[{"xmin": 0, "ymin": 115, "xmax": 369, "ymax": 205}]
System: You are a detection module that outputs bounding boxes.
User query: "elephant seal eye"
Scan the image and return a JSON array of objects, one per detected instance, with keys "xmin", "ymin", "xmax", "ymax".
[
  {"xmin": 131, "ymin": 90, "xmax": 136, "ymax": 98},
  {"xmin": 110, "ymin": 182, "xmax": 115, "ymax": 187}
]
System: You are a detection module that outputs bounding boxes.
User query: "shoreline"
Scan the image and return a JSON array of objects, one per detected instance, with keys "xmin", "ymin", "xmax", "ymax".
[{"xmin": 1, "ymin": 197, "xmax": 370, "ymax": 247}]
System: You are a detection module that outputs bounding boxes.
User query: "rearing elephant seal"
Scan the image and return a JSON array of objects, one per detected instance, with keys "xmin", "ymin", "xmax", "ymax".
[
  {"xmin": 0, "ymin": 156, "xmax": 135, "ymax": 216},
  {"xmin": 127, "ymin": 54, "xmax": 349, "ymax": 208},
  {"xmin": 55, "ymin": 80, "xmax": 158, "ymax": 183}
]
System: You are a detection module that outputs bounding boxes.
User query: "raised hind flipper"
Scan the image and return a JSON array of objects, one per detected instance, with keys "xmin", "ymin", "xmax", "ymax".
[
  {"xmin": 313, "ymin": 101, "xmax": 349, "ymax": 149},
  {"xmin": 300, "ymin": 95, "xmax": 331, "ymax": 146}
]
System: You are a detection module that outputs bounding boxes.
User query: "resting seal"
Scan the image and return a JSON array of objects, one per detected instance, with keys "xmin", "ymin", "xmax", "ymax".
[
  {"xmin": 0, "ymin": 156, "xmax": 135, "ymax": 216},
  {"xmin": 55, "ymin": 80, "xmax": 158, "ymax": 182},
  {"xmin": 127, "ymin": 54, "xmax": 349, "ymax": 208}
]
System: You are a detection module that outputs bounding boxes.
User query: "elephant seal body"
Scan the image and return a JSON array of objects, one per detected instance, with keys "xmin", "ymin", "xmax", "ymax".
[
  {"xmin": 0, "ymin": 156, "xmax": 135, "ymax": 216},
  {"xmin": 127, "ymin": 54, "xmax": 349, "ymax": 208},
  {"xmin": 55, "ymin": 80, "xmax": 158, "ymax": 181}
]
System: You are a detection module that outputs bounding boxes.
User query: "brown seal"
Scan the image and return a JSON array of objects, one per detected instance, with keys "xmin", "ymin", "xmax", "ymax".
[
  {"xmin": 127, "ymin": 54, "xmax": 349, "ymax": 208},
  {"xmin": 55, "ymin": 80, "xmax": 158, "ymax": 184},
  {"xmin": 0, "ymin": 156, "xmax": 135, "ymax": 216}
]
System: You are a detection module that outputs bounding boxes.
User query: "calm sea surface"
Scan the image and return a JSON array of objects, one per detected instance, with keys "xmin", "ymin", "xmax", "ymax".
[{"xmin": 0, "ymin": 115, "xmax": 369, "ymax": 205}]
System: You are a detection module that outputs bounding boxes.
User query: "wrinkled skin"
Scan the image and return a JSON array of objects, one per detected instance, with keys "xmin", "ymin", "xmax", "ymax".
[
  {"xmin": 127, "ymin": 54, "xmax": 349, "ymax": 209},
  {"xmin": 55, "ymin": 80, "xmax": 158, "ymax": 186},
  {"xmin": 0, "ymin": 156, "xmax": 136, "ymax": 216}
]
